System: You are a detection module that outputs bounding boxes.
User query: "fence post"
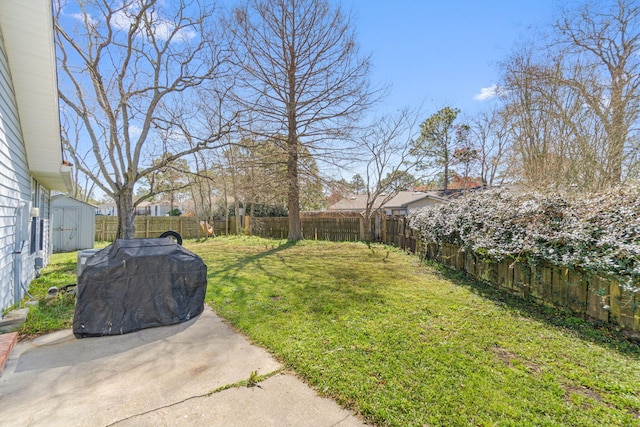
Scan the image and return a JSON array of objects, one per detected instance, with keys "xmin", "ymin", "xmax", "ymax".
[
  {"xmin": 245, "ymin": 216, "xmax": 251, "ymax": 234},
  {"xmin": 359, "ymin": 217, "xmax": 365, "ymax": 241}
]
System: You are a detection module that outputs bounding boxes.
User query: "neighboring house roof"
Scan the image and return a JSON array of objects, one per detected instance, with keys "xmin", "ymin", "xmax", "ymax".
[
  {"xmin": 328, "ymin": 194, "xmax": 389, "ymax": 212},
  {"xmin": 384, "ymin": 191, "xmax": 448, "ymax": 209},
  {"xmin": 301, "ymin": 210, "xmax": 362, "ymax": 218},
  {"xmin": 330, "ymin": 189, "xmax": 485, "ymax": 215},
  {"xmin": 328, "ymin": 194, "xmax": 367, "ymax": 211},
  {"xmin": 0, "ymin": 0, "xmax": 72, "ymax": 191},
  {"xmin": 404, "ymin": 187, "xmax": 490, "ymax": 205},
  {"xmin": 329, "ymin": 191, "xmax": 442, "ymax": 213},
  {"xmin": 137, "ymin": 200, "xmax": 172, "ymax": 208}
]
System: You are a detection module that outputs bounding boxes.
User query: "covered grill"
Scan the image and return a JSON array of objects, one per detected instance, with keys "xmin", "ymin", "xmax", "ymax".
[{"xmin": 73, "ymin": 238, "xmax": 207, "ymax": 338}]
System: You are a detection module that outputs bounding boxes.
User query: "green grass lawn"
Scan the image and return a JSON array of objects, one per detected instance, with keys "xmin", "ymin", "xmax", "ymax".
[
  {"xmin": 18, "ymin": 242, "xmax": 110, "ymax": 336},
  {"xmin": 23, "ymin": 236, "xmax": 640, "ymax": 426},
  {"xmin": 19, "ymin": 251, "xmax": 78, "ymax": 335},
  {"xmin": 195, "ymin": 236, "xmax": 640, "ymax": 427}
]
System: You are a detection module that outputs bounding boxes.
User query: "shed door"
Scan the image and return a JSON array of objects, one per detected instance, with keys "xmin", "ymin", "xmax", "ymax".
[{"xmin": 53, "ymin": 207, "xmax": 80, "ymax": 252}]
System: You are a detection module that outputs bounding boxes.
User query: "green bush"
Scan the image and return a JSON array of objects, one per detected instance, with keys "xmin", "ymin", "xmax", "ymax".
[{"xmin": 411, "ymin": 186, "xmax": 640, "ymax": 293}]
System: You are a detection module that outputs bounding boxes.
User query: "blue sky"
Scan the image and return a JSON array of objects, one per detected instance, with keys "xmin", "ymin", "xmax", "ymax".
[
  {"xmin": 60, "ymin": 0, "xmax": 563, "ymax": 199},
  {"xmin": 351, "ymin": 0, "xmax": 558, "ymax": 119}
]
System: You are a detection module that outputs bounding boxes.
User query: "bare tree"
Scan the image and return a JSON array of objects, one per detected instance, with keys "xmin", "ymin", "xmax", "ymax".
[
  {"xmin": 358, "ymin": 109, "xmax": 422, "ymax": 240},
  {"xmin": 146, "ymin": 155, "xmax": 192, "ymax": 212},
  {"xmin": 499, "ymin": 40, "xmax": 615, "ymax": 191},
  {"xmin": 219, "ymin": 137, "xmax": 324, "ymax": 218},
  {"xmin": 228, "ymin": 0, "xmax": 376, "ymax": 240},
  {"xmin": 189, "ymin": 150, "xmax": 217, "ymax": 233},
  {"xmin": 470, "ymin": 108, "xmax": 511, "ymax": 187},
  {"xmin": 493, "ymin": 0, "xmax": 640, "ymax": 191},
  {"xmin": 55, "ymin": 0, "xmax": 235, "ymax": 239},
  {"xmin": 555, "ymin": 0, "xmax": 640, "ymax": 185},
  {"xmin": 499, "ymin": 49, "xmax": 577, "ymax": 190},
  {"xmin": 60, "ymin": 114, "xmax": 98, "ymax": 202}
]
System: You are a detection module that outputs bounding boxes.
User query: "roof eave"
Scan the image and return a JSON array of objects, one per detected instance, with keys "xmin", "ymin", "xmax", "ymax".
[{"xmin": 0, "ymin": 0, "xmax": 72, "ymax": 192}]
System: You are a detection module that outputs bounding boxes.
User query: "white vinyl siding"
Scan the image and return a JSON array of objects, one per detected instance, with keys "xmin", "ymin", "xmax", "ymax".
[{"xmin": 0, "ymin": 28, "xmax": 49, "ymax": 311}]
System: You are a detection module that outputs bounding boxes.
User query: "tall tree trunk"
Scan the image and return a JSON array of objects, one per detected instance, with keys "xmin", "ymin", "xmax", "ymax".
[
  {"xmin": 443, "ymin": 162, "xmax": 449, "ymax": 190},
  {"xmin": 286, "ymin": 52, "xmax": 302, "ymax": 241},
  {"xmin": 222, "ymin": 174, "xmax": 230, "ymax": 236},
  {"xmin": 364, "ymin": 215, "xmax": 374, "ymax": 242},
  {"xmin": 287, "ymin": 136, "xmax": 302, "ymax": 240},
  {"xmin": 607, "ymin": 87, "xmax": 626, "ymax": 185},
  {"xmin": 115, "ymin": 188, "xmax": 135, "ymax": 240}
]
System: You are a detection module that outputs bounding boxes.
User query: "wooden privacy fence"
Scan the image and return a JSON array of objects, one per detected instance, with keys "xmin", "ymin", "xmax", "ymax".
[
  {"xmin": 250, "ymin": 216, "xmax": 363, "ymax": 241},
  {"xmin": 93, "ymin": 215, "xmax": 638, "ymax": 333},
  {"xmin": 95, "ymin": 215, "xmax": 364, "ymax": 242},
  {"xmin": 95, "ymin": 216, "xmax": 237, "ymax": 241},
  {"xmin": 418, "ymin": 242, "xmax": 639, "ymax": 334},
  {"xmin": 380, "ymin": 217, "xmax": 419, "ymax": 253},
  {"xmin": 378, "ymin": 217, "xmax": 639, "ymax": 334}
]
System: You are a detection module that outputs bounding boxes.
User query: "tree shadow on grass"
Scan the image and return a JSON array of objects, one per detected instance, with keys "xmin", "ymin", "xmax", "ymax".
[
  {"xmin": 206, "ymin": 240, "xmax": 385, "ymax": 318},
  {"xmin": 206, "ymin": 239, "xmax": 300, "ymax": 276},
  {"xmin": 426, "ymin": 260, "xmax": 640, "ymax": 358},
  {"xmin": 295, "ymin": 270, "xmax": 386, "ymax": 318}
]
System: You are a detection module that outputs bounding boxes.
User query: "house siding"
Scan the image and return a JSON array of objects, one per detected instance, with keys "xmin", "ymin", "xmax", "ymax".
[
  {"xmin": 0, "ymin": 28, "xmax": 48, "ymax": 311},
  {"xmin": 406, "ymin": 198, "xmax": 443, "ymax": 216}
]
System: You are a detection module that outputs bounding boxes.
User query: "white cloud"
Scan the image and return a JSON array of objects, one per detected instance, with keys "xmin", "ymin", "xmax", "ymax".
[
  {"xmin": 474, "ymin": 84, "xmax": 499, "ymax": 101},
  {"xmin": 70, "ymin": 12, "xmax": 98, "ymax": 28},
  {"xmin": 111, "ymin": 9, "xmax": 132, "ymax": 32},
  {"xmin": 128, "ymin": 124, "xmax": 143, "ymax": 139},
  {"xmin": 111, "ymin": 8, "xmax": 196, "ymax": 43},
  {"xmin": 153, "ymin": 20, "xmax": 197, "ymax": 42}
]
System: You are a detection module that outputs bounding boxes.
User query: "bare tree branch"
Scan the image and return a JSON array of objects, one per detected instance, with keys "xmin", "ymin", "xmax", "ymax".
[
  {"xmin": 227, "ymin": 0, "xmax": 379, "ymax": 240},
  {"xmin": 55, "ymin": 0, "xmax": 235, "ymax": 238}
]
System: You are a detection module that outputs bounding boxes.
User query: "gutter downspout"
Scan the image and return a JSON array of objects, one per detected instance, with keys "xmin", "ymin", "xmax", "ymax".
[{"xmin": 13, "ymin": 240, "xmax": 25, "ymax": 305}]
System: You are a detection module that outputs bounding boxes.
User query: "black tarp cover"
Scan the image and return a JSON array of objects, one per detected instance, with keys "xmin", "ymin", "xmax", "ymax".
[{"xmin": 73, "ymin": 238, "xmax": 207, "ymax": 338}]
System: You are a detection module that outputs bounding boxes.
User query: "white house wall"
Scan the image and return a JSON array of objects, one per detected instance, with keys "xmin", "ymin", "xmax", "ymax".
[
  {"xmin": 0, "ymin": 27, "xmax": 49, "ymax": 311},
  {"xmin": 406, "ymin": 198, "xmax": 443, "ymax": 216}
]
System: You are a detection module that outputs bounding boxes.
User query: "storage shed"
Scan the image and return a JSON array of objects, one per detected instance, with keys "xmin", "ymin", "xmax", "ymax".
[{"xmin": 51, "ymin": 195, "xmax": 95, "ymax": 252}]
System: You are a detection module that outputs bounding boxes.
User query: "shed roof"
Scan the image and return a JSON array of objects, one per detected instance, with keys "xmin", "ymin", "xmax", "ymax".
[{"xmin": 51, "ymin": 194, "xmax": 97, "ymax": 209}]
